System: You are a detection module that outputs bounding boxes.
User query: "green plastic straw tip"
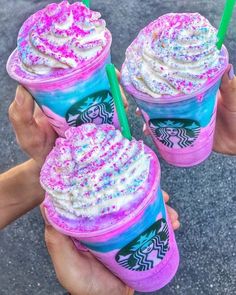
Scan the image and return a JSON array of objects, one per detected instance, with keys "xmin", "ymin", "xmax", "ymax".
[
  {"xmin": 106, "ymin": 64, "xmax": 132, "ymax": 140},
  {"xmin": 82, "ymin": 0, "xmax": 90, "ymax": 8},
  {"xmin": 217, "ymin": 0, "xmax": 236, "ymax": 50}
]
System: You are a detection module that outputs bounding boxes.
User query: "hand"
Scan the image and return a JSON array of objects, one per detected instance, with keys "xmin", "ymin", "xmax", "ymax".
[
  {"xmin": 42, "ymin": 209, "xmax": 134, "ymax": 295},
  {"xmin": 41, "ymin": 192, "xmax": 179, "ymax": 295},
  {"xmin": 214, "ymin": 64, "xmax": 236, "ymax": 155},
  {"xmin": 8, "ymin": 80, "xmax": 128, "ymax": 168},
  {"xmin": 8, "ymin": 86, "xmax": 57, "ymax": 168},
  {"xmin": 44, "ymin": 228, "xmax": 134, "ymax": 295}
]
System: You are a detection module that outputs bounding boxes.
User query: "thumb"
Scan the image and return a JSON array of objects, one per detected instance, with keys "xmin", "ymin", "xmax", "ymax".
[
  {"xmin": 44, "ymin": 223, "xmax": 82, "ymax": 286},
  {"xmin": 41, "ymin": 205, "xmax": 77, "ymax": 261},
  {"xmin": 44, "ymin": 223, "xmax": 97, "ymax": 295},
  {"xmin": 41, "ymin": 204, "xmax": 81, "ymax": 288},
  {"xmin": 8, "ymin": 86, "xmax": 39, "ymax": 147},
  {"xmin": 219, "ymin": 64, "xmax": 236, "ymax": 112},
  {"xmin": 44, "ymin": 224, "xmax": 76, "ymax": 260},
  {"xmin": 221, "ymin": 64, "xmax": 235, "ymax": 86}
]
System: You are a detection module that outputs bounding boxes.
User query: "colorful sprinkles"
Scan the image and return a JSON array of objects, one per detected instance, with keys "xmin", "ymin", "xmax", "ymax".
[
  {"xmin": 121, "ymin": 13, "xmax": 227, "ymax": 98},
  {"xmin": 17, "ymin": 1, "xmax": 109, "ymax": 74}
]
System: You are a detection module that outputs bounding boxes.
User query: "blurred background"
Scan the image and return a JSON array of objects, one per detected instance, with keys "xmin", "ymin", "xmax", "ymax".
[{"xmin": 0, "ymin": 1, "xmax": 236, "ymax": 294}]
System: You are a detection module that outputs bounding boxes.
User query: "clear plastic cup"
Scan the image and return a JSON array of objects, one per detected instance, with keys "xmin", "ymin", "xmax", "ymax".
[
  {"xmin": 7, "ymin": 33, "xmax": 119, "ymax": 137},
  {"xmin": 123, "ymin": 47, "xmax": 229, "ymax": 167},
  {"xmin": 43, "ymin": 147, "xmax": 179, "ymax": 292}
]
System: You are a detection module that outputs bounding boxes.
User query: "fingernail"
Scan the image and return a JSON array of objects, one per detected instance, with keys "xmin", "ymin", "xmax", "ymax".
[
  {"xmin": 15, "ymin": 86, "xmax": 25, "ymax": 106},
  {"xmin": 143, "ymin": 124, "xmax": 147, "ymax": 132},
  {"xmin": 228, "ymin": 64, "xmax": 235, "ymax": 80},
  {"xmin": 45, "ymin": 224, "xmax": 53, "ymax": 231},
  {"xmin": 41, "ymin": 205, "xmax": 50, "ymax": 225},
  {"xmin": 44, "ymin": 215, "xmax": 50, "ymax": 226},
  {"xmin": 126, "ymin": 287, "xmax": 135, "ymax": 295}
]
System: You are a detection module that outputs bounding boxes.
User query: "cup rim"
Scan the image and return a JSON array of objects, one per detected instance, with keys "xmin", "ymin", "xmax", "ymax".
[
  {"xmin": 6, "ymin": 30, "xmax": 112, "ymax": 86},
  {"xmin": 123, "ymin": 45, "xmax": 229, "ymax": 104}
]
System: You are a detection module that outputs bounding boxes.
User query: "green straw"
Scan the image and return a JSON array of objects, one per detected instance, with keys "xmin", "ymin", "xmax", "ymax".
[
  {"xmin": 216, "ymin": 0, "xmax": 236, "ymax": 50},
  {"xmin": 106, "ymin": 64, "xmax": 132, "ymax": 140},
  {"xmin": 82, "ymin": 0, "xmax": 90, "ymax": 8}
]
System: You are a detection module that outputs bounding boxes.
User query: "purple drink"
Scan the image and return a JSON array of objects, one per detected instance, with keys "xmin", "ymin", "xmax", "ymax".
[
  {"xmin": 41, "ymin": 124, "xmax": 179, "ymax": 292},
  {"xmin": 7, "ymin": 1, "xmax": 119, "ymax": 137},
  {"xmin": 121, "ymin": 13, "xmax": 229, "ymax": 167}
]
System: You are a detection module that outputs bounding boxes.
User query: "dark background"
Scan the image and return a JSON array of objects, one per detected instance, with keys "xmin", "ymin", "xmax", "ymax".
[{"xmin": 0, "ymin": 1, "xmax": 236, "ymax": 294}]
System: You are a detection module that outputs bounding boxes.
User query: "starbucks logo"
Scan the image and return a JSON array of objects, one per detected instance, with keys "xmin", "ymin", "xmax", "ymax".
[
  {"xmin": 115, "ymin": 219, "xmax": 169, "ymax": 272},
  {"xmin": 149, "ymin": 118, "xmax": 201, "ymax": 149},
  {"xmin": 66, "ymin": 90, "xmax": 114, "ymax": 127}
]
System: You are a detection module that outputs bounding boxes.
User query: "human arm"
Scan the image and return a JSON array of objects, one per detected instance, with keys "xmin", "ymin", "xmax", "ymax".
[
  {"xmin": 0, "ymin": 86, "xmax": 57, "ymax": 229},
  {"xmin": 0, "ymin": 159, "xmax": 44, "ymax": 229}
]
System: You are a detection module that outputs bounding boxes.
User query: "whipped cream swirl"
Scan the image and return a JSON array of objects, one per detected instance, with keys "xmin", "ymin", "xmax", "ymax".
[
  {"xmin": 40, "ymin": 124, "xmax": 151, "ymax": 220},
  {"xmin": 122, "ymin": 13, "xmax": 227, "ymax": 97},
  {"xmin": 17, "ymin": 1, "xmax": 109, "ymax": 74}
]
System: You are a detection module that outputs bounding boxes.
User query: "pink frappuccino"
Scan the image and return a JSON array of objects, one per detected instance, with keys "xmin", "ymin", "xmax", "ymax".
[
  {"xmin": 121, "ymin": 13, "xmax": 228, "ymax": 167},
  {"xmin": 41, "ymin": 124, "xmax": 179, "ymax": 292},
  {"xmin": 7, "ymin": 1, "xmax": 118, "ymax": 137}
]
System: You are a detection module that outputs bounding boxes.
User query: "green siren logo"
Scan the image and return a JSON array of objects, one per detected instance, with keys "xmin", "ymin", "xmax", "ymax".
[
  {"xmin": 149, "ymin": 118, "xmax": 201, "ymax": 149},
  {"xmin": 66, "ymin": 90, "xmax": 114, "ymax": 127},
  {"xmin": 115, "ymin": 219, "xmax": 169, "ymax": 271}
]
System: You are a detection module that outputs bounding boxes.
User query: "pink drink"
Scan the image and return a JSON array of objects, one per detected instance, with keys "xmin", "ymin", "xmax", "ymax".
[
  {"xmin": 41, "ymin": 124, "xmax": 179, "ymax": 292},
  {"xmin": 121, "ymin": 13, "xmax": 229, "ymax": 167},
  {"xmin": 7, "ymin": 1, "xmax": 118, "ymax": 137},
  {"xmin": 124, "ymin": 61, "xmax": 228, "ymax": 167}
]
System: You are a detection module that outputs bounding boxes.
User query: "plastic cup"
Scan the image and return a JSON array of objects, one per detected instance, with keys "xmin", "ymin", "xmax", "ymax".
[
  {"xmin": 6, "ymin": 33, "xmax": 119, "ymax": 137},
  {"xmin": 43, "ymin": 147, "xmax": 179, "ymax": 292},
  {"xmin": 123, "ymin": 47, "xmax": 229, "ymax": 167}
]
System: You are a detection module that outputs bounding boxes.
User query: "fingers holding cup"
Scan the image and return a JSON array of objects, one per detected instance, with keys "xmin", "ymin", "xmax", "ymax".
[{"xmin": 8, "ymin": 86, "xmax": 57, "ymax": 166}]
